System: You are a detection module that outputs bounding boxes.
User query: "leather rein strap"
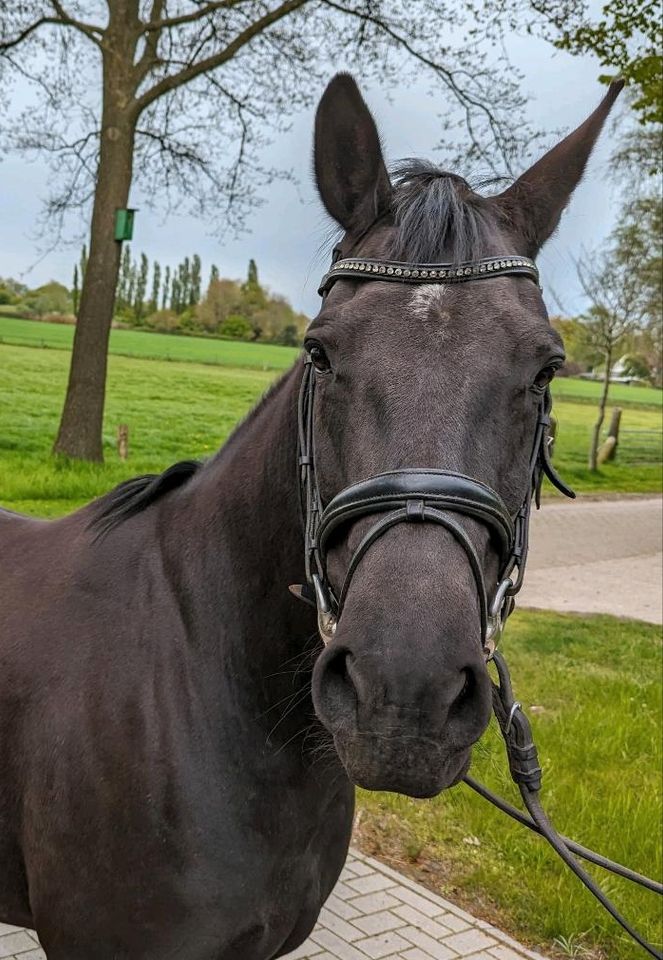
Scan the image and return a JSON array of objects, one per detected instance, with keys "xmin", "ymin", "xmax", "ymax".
[{"xmin": 292, "ymin": 248, "xmax": 662, "ymax": 957}]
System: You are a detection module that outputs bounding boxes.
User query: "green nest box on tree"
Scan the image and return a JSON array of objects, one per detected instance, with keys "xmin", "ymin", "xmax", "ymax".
[{"xmin": 114, "ymin": 208, "xmax": 136, "ymax": 242}]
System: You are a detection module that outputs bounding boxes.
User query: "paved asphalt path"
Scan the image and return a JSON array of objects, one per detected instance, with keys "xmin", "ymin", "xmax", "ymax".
[
  {"xmin": 2, "ymin": 497, "xmax": 660, "ymax": 960},
  {"xmin": 521, "ymin": 495, "xmax": 662, "ymax": 623}
]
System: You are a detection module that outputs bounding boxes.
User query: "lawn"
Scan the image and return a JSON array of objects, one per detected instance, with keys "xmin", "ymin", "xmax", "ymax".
[
  {"xmin": 0, "ymin": 314, "xmax": 298, "ymax": 371},
  {"xmin": 0, "ymin": 343, "xmax": 275, "ymax": 515},
  {"xmin": 553, "ymin": 399, "xmax": 661, "ymax": 495},
  {"xmin": 355, "ymin": 610, "xmax": 662, "ymax": 960},
  {"xmin": 1, "ymin": 314, "xmax": 661, "ymax": 408},
  {"xmin": 553, "ymin": 375, "xmax": 662, "ymax": 409},
  {"xmin": 0, "ymin": 340, "xmax": 660, "ymax": 515}
]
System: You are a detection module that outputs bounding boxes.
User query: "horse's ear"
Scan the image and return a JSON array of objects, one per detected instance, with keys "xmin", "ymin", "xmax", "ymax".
[
  {"xmin": 495, "ymin": 80, "xmax": 624, "ymax": 256},
  {"xmin": 314, "ymin": 73, "xmax": 392, "ymax": 233}
]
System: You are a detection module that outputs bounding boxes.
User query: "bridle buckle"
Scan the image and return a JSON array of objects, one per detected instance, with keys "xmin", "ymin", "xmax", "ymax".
[
  {"xmin": 312, "ymin": 574, "xmax": 337, "ymax": 646},
  {"xmin": 484, "ymin": 577, "xmax": 513, "ymax": 660}
]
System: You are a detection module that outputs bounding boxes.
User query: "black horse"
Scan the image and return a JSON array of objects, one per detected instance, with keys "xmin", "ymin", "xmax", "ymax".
[{"xmin": 0, "ymin": 75, "xmax": 620, "ymax": 959}]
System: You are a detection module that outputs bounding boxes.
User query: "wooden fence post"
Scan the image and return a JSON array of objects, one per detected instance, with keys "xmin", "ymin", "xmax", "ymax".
[
  {"xmin": 117, "ymin": 424, "xmax": 129, "ymax": 461},
  {"xmin": 597, "ymin": 407, "xmax": 621, "ymax": 465}
]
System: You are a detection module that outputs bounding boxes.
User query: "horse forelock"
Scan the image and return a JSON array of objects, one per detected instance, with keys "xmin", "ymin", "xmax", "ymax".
[{"xmin": 390, "ymin": 160, "xmax": 508, "ymax": 264}]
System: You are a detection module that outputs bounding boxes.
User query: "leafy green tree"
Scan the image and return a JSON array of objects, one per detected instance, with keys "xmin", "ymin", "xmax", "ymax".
[
  {"xmin": 134, "ymin": 253, "xmax": 149, "ymax": 322},
  {"xmin": 162, "ymin": 266, "xmax": 171, "ymax": 311},
  {"xmin": 575, "ymin": 236, "xmax": 652, "ymax": 470},
  {"xmin": 620, "ymin": 352, "xmax": 653, "ymax": 380},
  {"xmin": 190, "ymin": 255, "xmax": 202, "ymax": 307},
  {"xmin": 544, "ymin": 0, "xmax": 662, "ymax": 126},
  {"xmin": 220, "ymin": 314, "xmax": 253, "ymax": 339},
  {"xmin": 197, "ymin": 278, "xmax": 242, "ymax": 333},
  {"xmin": 79, "ymin": 244, "xmax": 88, "ymax": 288},
  {"xmin": 127, "ymin": 264, "xmax": 137, "ymax": 316},
  {"xmin": 240, "ymin": 259, "xmax": 267, "ymax": 338},
  {"xmin": 178, "ymin": 257, "xmax": 191, "ymax": 311},
  {"xmin": 24, "ymin": 281, "xmax": 71, "ymax": 317},
  {"xmin": 275, "ymin": 324, "xmax": 300, "ymax": 346},
  {"xmin": 550, "ymin": 316, "xmax": 600, "ymax": 369},
  {"xmin": 611, "ymin": 111, "xmax": 662, "ymax": 179},
  {"xmin": 251, "ymin": 293, "xmax": 304, "ymax": 342},
  {"xmin": 613, "ymin": 195, "xmax": 662, "ymax": 321},
  {"xmin": 72, "ymin": 264, "xmax": 80, "ymax": 317},
  {"xmin": 117, "ymin": 245, "xmax": 133, "ymax": 313},
  {"xmin": 145, "ymin": 308, "xmax": 180, "ymax": 333},
  {"xmin": 150, "ymin": 261, "xmax": 161, "ymax": 315},
  {"xmin": 0, "ymin": 277, "xmax": 27, "ymax": 305},
  {"xmin": 171, "ymin": 276, "xmax": 181, "ymax": 315}
]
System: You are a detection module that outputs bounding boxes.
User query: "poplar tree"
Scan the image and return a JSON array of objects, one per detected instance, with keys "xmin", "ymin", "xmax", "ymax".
[
  {"xmin": 150, "ymin": 261, "xmax": 161, "ymax": 314},
  {"xmin": 162, "ymin": 265, "xmax": 171, "ymax": 312},
  {"xmin": 190, "ymin": 254, "xmax": 202, "ymax": 307},
  {"xmin": 135, "ymin": 252, "xmax": 149, "ymax": 322},
  {"xmin": 117, "ymin": 245, "xmax": 132, "ymax": 312},
  {"xmin": 72, "ymin": 264, "xmax": 80, "ymax": 317}
]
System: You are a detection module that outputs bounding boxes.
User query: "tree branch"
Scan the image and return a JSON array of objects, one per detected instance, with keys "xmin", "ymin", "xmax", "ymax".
[
  {"xmin": 134, "ymin": 0, "xmax": 311, "ymax": 115},
  {"xmin": 0, "ymin": 4, "xmax": 103, "ymax": 54},
  {"xmin": 142, "ymin": 0, "xmax": 252, "ymax": 33},
  {"xmin": 134, "ymin": 0, "xmax": 165, "ymax": 82},
  {"xmin": 48, "ymin": 1, "xmax": 104, "ymax": 45},
  {"xmin": 318, "ymin": 0, "xmax": 517, "ymax": 172},
  {"xmin": 0, "ymin": 17, "xmax": 58, "ymax": 52}
]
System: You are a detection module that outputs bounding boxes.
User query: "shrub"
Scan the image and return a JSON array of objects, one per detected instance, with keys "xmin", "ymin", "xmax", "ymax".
[
  {"xmin": 145, "ymin": 309, "xmax": 180, "ymax": 333},
  {"xmin": 219, "ymin": 314, "xmax": 252, "ymax": 339}
]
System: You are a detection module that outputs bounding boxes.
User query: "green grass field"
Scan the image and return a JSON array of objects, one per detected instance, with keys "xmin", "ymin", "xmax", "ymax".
[
  {"xmin": 356, "ymin": 610, "xmax": 662, "ymax": 960},
  {"xmin": 553, "ymin": 375, "xmax": 662, "ymax": 409},
  {"xmin": 0, "ymin": 314, "xmax": 298, "ymax": 370},
  {"xmin": 0, "ymin": 322, "xmax": 660, "ymax": 515},
  {"xmin": 1, "ymin": 314, "xmax": 661, "ymax": 405},
  {"xmin": 0, "ymin": 343, "xmax": 276, "ymax": 515}
]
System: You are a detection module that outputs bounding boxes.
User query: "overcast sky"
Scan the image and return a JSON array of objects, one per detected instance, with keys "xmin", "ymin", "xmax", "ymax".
[{"xmin": 0, "ymin": 24, "xmax": 624, "ymax": 319}]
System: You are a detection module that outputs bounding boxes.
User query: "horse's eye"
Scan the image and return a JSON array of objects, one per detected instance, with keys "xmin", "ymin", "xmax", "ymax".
[
  {"xmin": 308, "ymin": 343, "xmax": 331, "ymax": 373},
  {"xmin": 533, "ymin": 365, "xmax": 557, "ymax": 392}
]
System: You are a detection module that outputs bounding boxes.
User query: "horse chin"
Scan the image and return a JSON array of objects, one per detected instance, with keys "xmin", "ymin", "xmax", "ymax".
[{"xmin": 333, "ymin": 732, "xmax": 471, "ymax": 799}]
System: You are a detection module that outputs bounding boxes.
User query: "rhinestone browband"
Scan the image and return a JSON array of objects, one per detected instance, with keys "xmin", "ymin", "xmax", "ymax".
[{"xmin": 318, "ymin": 255, "xmax": 539, "ymax": 296}]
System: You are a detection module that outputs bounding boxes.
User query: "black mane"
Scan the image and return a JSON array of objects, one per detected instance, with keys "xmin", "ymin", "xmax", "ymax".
[
  {"xmin": 390, "ymin": 160, "xmax": 504, "ymax": 264},
  {"xmin": 90, "ymin": 459, "xmax": 201, "ymax": 535}
]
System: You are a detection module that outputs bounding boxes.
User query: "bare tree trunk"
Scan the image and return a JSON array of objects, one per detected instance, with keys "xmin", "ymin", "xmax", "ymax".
[
  {"xmin": 53, "ymin": 4, "xmax": 139, "ymax": 461},
  {"xmin": 588, "ymin": 347, "xmax": 613, "ymax": 471},
  {"xmin": 52, "ymin": 121, "xmax": 134, "ymax": 460}
]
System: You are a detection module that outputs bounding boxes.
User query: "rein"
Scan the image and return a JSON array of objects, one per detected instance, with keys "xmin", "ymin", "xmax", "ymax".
[{"xmin": 291, "ymin": 249, "xmax": 662, "ymax": 958}]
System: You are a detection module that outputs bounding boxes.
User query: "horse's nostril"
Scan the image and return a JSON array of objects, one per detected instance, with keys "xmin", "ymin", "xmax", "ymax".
[
  {"xmin": 313, "ymin": 646, "xmax": 358, "ymax": 727},
  {"xmin": 448, "ymin": 666, "xmax": 477, "ymax": 722},
  {"xmin": 328, "ymin": 647, "xmax": 351, "ymax": 687}
]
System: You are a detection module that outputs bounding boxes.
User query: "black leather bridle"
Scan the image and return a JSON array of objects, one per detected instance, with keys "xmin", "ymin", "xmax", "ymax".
[
  {"xmin": 290, "ymin": 248, "xmax": 663, "ymax": 958},
  {"xmin": 296, "ymin": 252, "xmax": 573, "ymax": 654}
]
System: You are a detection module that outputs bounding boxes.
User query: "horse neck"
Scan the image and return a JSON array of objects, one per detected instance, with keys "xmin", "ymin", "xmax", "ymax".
[{"xmin": 164, "ymin": 359, "xmax": 316, "ymax": 698}]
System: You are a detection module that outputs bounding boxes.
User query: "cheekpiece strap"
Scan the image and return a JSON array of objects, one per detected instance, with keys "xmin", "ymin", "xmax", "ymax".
[{"xmin": 319, "ymin": 255, "xmax": 539, "ymax": 297}]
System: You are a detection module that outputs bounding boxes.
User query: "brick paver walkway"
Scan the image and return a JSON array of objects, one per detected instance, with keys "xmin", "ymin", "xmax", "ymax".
[
  {"xmin": 1, "ymin": 849, "xmax": 546, "ymax": 960},
  {"xmin": 285, "ymin": 849, "xmax": 548, "ymax": 960}
]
